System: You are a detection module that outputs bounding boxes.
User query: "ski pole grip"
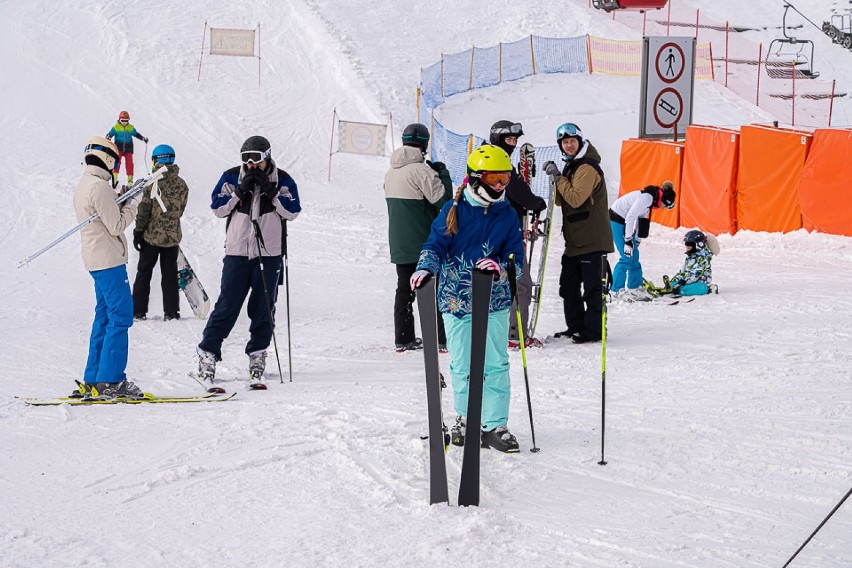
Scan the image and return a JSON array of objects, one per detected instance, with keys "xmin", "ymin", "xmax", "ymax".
[{"xmin": 507, "ymin": 254, "xmax": 518, "ymax": 300}]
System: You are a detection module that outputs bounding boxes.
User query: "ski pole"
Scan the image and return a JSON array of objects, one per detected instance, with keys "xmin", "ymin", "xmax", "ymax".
[
  {"xmin": 599, "ymin": 253, "xmax": 608, "ymax": 466},
  {"xmin": 782, "ymin": 485, "xmax": 851, "ymax": 568},
  {"xmin": 282, "ymin": 220, "xmax": 293, "ymax": 383},
  {"xmin": 144, "ymin": 140, "xmax": 150, "ymax": 174},
  {"xmin": 251, "ymin": 220, "xmax": 285, "ymax": 384},
  {"xmin": 508, "ymin": 254, "xmax": 540, "ymax": 453},
  {"xmin": 18, "ymin": 166, "xmax": 166, "ymax": 268}
]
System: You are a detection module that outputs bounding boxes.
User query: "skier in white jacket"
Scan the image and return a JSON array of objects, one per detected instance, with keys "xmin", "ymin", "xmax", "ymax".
[{"xmin": 608, "ymin": 181, "xmax": 675, "ymax": 298}]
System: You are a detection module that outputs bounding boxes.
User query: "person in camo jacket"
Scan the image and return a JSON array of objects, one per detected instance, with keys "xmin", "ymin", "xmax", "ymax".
[{"xmin": 131, "ymin": 144, "xmax": 189, "ymax": 321}]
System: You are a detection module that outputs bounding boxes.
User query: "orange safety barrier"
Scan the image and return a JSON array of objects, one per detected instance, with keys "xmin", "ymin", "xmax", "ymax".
[
  {"xmin": 618, "ymin": 138, "xmax": 684, "ymax": 228},
  {"xmin": 736, "ymin": 125, "xmax": 811, "ymax": 233},
  {"xmin": 680, "ymin": 125, "xmax": 739, "ymax": 235},
  {"xmin": 798, "ymin": 128, "xmax": 852, "ymax": 236}
]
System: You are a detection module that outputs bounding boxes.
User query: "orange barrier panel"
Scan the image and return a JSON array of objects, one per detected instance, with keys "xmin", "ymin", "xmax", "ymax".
[
  {"xmin": 798, "ymin": 128, "xmax": 852, "ymax": 236},
  {"xmin": 619, "ymin": 138, "xmax": 684, "ymax": 228},
  {"xmin": 736, "ymin": 125, "xmax": 811, "ymax": 233},
  {"xmin": 680, "ymin": 125, "xmax": 739, "ymax": 235}
]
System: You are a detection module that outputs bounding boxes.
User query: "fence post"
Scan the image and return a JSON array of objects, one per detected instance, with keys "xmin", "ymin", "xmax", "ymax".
[
  {"xmin": 499, "ymin": 42, "xmax": 503, "ymax": 83},
  {"xmin": 469, "ymin": 46, "xmax": 476, "ymax": 91},
  {"xmin": 756, "ymin": 43, "xmax": 762, "ymax": 107},
  {"xmin": 695, "ymin": 9, "xmax": 700, "ymax": 40},
  {"xmin": 709, "ymin": 41, "xmax": 715, "ymax": 81},
  {"xmin": 792, "ymin": 61, "xmax": 796, "ymax": 127},
  {"xmin": 530, "ymin": 35, "xmax": 536, "ymax": 75},
  {"xmin": 725, "ymin": 21, "xmax": 729, "ymax": 88},
  {"xmin": 829, "ymin": 79, "xmax": 836, "ymax": 127},
  {"xmin": 667, "ymin": 0, "xmax": 671, "ymax": 36},
  {"xmin": 416, "ymin": 86, "xmax": 421, "ymax": 123},
  {"xmin": 441, "ymin": 52, "xmax": 445, "ymax": 98},
  {"xmin": 643, "ymin": 11, "xmax": 647, "ymax": 36},
  {"xmin": 587, "ymin": 35, "xmax": 594, "ymax": 74}
]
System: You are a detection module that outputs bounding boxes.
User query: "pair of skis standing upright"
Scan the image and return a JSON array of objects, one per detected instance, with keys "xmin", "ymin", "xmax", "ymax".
[{"xmin": 414, "ymin": 145, "xmax": 552, "ymax": 506}]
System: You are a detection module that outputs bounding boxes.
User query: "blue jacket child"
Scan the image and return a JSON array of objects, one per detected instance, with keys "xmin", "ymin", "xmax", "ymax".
[{"xmin": 411, "ymin": 145, "xmax": 525, "ymax": 454}]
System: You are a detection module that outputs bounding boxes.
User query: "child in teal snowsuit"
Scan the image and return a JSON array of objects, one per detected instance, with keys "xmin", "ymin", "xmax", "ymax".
[
  {"xmin": 411, "ymin": 145, "xmax": 525, "ymax": 454},
  {"xmin": 669, "ymin": 230, "xmax": 714, "ymax": 295}
]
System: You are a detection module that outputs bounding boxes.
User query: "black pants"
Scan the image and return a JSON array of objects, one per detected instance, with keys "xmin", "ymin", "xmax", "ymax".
[
  {"xmin": 395, "ymin": 263, "xmax": 446, "ymax": 345},
  {"xmin": 199, "ymin": 255, "xmax": 283, "ymax": 359},
  {"xmin": 558, "ymin": 252, "xmax": 609, "ymax": 339},
  {"xmin": 132, "ymin": 243, "xmax": 179, "ymax": 317}
]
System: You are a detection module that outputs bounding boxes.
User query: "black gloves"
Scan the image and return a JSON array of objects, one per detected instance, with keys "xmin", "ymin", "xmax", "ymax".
[
  {"xmin": 533, "ymin": 196, "xmax": 547, "ymax": 214},
  {"xmin": 133, "ymin": 231, "xmax": 145, "ymax": 252},
  {"xmin": 236, "ymin": 168, "xmax": 268, "ymax": 200},
  {"xmin": 426, "ymin": 160, "xmax": 447, "ymax": 173},
  {"xmin": 142, "ymin": 136, "xmax": 149, "ymax": 143},
  {"xmin": 262, "ymin": 180, "xmax": 280, "ymax": 201}
]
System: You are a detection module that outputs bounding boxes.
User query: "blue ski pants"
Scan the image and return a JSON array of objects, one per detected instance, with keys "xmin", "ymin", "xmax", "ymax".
[
  {"xmin": 442, "ymin": 309, "xmax": 511, "ymax": 432},
  {"xmin": 84, "ymin": 265, "xmax": 134, "ymax": 384},
  {"xmin": 611, "ymin": 220, "xmax": 643, "ymax": 291},
  {"xmin": 199, "ymin": 255, "xmax": 282, "ymax": 359}
]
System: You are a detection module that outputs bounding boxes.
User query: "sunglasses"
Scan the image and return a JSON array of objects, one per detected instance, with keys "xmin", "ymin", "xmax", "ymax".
[
  {"xmin": 491, "ymin": 123, "xmax": 523, "ymax": 136},
  {"xmin": 241, "ymin": 149, "xmax": 271, "ymax": 164},
  {"xmin": 480, "ymin": 171, "xmax": 511, "ymax": 189}
]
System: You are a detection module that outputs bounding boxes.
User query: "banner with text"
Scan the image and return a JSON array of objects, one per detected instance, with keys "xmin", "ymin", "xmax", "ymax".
[
  {"xmin": 209, "ymin": 28, "xmax": 256, "ymax": 57},
  {"xmin": 337, "ymin": 120, "xmax": 387, "ymax": 156}
]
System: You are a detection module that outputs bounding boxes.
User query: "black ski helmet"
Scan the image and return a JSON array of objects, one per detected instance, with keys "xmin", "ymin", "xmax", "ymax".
[
  {"xmin": 240, "ymin": 135, "xmax": 272, "ymax": 164},
  {"xmin": 684, "ymin": 229, "xmax": 707, "ymax": 253},
  {"xmin": 402, "ymin": 123, "xmax": 430, "ymax": 152},
  {"xmin": 489, "ymin": 120, "xmax": 523, "ymax": 156}
]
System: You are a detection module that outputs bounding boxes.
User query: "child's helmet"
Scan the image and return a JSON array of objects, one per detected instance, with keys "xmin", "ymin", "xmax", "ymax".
[
  {"xmin": 402, "ymin": 123, "xmax": 430, "ymax": 152},
  {"xmin": 84, "ymin": 136, "xmax": 119, "ymax": 171},
  {"xmin": 684, "ymin": 230, "xmax": 707, "ymax": 252},
  {"xmin": 118, "ymin": 110, "xmax": 130, "ymax": 121},
  {"xmin": 152, "ymin": 144, "xmax": 176, "ymax": 165},
  {"xmin": 467, "ymin": 144, "xmax": 512, "ymax": 203}
]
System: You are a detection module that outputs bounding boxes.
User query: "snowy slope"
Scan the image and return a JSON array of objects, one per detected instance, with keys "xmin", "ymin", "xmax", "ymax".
[{"xmin": 1, "ymin": 1, "xmax": 850, "ymax": 567}]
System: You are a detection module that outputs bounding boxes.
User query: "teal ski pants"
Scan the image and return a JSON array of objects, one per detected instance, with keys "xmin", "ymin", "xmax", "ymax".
[{"xmin": 442, "ymin": 309, "xmax": 511, "ymax": 432}]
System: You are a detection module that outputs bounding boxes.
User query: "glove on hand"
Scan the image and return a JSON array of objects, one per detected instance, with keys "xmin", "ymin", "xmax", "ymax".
[
  {"xmin": 126, "ymin": 190, "xmax": 143, "ymax": 209},
  {"xmin": 533, "ymin": 196, "xmax": 547, "ymax": 215},
  {"xmin": 236, "ymin": 169, "xmax": 267, "ymax": 200},
  {"xmin": 410, "ymin": 269, "xmax": 432, "ymax": 290},
  {"xmin": 262, "ymin": 181, "xmax": 280, "ymax": 201},
  {"xmin": 475, "ymin": 258, "xmax": 502, "ymax": 279},
  {"xmin": 426, "ymin": 160, "xmax": 447, "ymax": 173},
  {"xmin": 142, "ymin": 136, "xmax": 149, "ymax": 143},
  {"xmin": 133, "ymin": 231, "xmax": 145, "ymax": 252},
  {"xmin": 623, "ymin": 238, "xmax": 634, "ymax": 258},
  {"xmin": 543, "ymin": 161, "xmax": 560, "ymax": 177}
]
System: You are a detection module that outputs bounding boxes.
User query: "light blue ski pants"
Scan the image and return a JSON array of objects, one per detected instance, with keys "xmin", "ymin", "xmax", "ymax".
[
  {"xmin": 442, "ymin": 309, "xmax": 511, "ymax": 432},
  {"xmin": 84, "ymin": 265, "xmax": 133, "ymax": 384},
  {"xmin": 611, "ymin": 220, "xmax": 643, "ymax": 291}
]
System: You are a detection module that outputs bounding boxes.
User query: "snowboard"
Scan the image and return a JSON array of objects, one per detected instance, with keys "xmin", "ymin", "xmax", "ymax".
[
  {"xmin": 414, "ymin": 276, "xmax": 449, "ymax": 505},
  {"xmin": 177, "ymin": 248, "xmax": 210, "ymax": 319}
]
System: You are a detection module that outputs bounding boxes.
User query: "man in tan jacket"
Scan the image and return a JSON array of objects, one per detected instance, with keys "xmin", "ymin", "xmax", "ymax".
[
  {"xmin": 71, "ymin": 136, "xmax": 144, "ymax": 399},
  {"xmin": 543, "ymin": 123, "xmax": 613, "ymax": 344}
]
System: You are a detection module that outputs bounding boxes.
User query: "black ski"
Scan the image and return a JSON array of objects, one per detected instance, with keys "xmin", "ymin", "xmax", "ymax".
[
  {"xmin": 415, "ymin": 276, "xmax": 449, "ymax": 505},
  {"xmin": 458, "ymin": 269, "xmax": 493, "ymax": 507}
]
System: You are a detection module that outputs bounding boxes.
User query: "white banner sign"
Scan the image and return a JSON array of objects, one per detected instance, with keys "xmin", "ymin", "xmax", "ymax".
[
  {"xmin": 337, "ymin": 120, "xmax": 387, "ymax": 156},
  {"xmin": 209, "ymin": 28, "xmax": 256, "ymax": 57}
]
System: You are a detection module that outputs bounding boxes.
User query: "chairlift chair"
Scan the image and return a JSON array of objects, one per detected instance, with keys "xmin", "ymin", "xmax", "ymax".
[
  {"xmin": 766, "ymin": 3, "xmax": 819, "ymax": 78},
  {"xmin": 591, "ymin": 0, "xmax": 668, "ymax": 13}
]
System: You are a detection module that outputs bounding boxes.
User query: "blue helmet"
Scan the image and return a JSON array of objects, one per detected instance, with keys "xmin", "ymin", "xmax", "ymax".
[
  {"xmin": 556, "ymin": 123, "xmax": 583, "ymax": 145},
  {"xmin": 152, "ymin": 144, "xmax": 176, "ymax": 165}
]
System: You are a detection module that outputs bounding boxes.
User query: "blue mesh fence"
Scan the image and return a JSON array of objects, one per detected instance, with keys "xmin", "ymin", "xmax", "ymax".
[
  {"xmin": 471, "ymin": 45, "xmax": 501, "ymax": 90},
  {"xmin": 420, "ymin": 35, "xmax": 589, "ymax": 194},
  {"xmin": 532, "ymin": 36, "xmax": 589, "ymax": 75},
  {"xmin": 502, "ymin": 37, "xmax": 535, "ymax": 82}
]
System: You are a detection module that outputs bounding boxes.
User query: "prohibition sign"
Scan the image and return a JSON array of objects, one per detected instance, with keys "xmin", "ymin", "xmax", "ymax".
[
  {"xmin": 656, "ymin": 42, "xmax": 685, "ymax": 84},
  {"xmin": 653, "ymin": 87, "xmax": 683, "ymax": 128}
]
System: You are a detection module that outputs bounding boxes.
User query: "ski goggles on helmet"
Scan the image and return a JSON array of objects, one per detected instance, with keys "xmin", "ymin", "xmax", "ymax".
[
  {"xmin": 479, "ymin": 171, "xmax": 511, "ymax": 189},
  {"xmin": 490, "ymin": 123, "xmax": 523, "ymax": 136},
  {"xmin": 85, "ymin": 142, "xmax": 119, "ymax": 162},
  {"xmin": 241, "ymin": 148, "xmax": 272, "ymax": 164},
  {"xmin": 556, "ymin": 123, "xmax": 582, "ymax": 141}
]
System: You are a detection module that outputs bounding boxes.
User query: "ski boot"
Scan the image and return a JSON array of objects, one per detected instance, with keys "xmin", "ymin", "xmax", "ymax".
[
  {"xmin": 197, "ymin": 347, "xmax": 220, "ymax": 392},
  {"xmin": 88, "ymin": 380, "xmax": 144, "ymax": 400},
  {"xmin": 481, "ymin": 425, "xmax": 520, "ymax": 453},
  {"xmin": 248, "ymin": 350, "xmax": 268, "ymax": 390},
  {"xmin": 450, "ymin": 415, "xmax": 466, "ymax": 447},
  {"xmin": 69, "ymin": 380, "xmax": 92, "ymax": 399},
  {"xmin": 395, "ymin": 338, "xmax": 423, "ymax": 353}
]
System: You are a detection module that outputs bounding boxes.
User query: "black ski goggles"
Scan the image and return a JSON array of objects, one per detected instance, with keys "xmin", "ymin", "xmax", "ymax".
[
  {"xmin": 85, "ymin": 143, "xmax": 119, "ymax": 162},
  {"xmin": 491, "ymin": 123, "xmax": 523, "ymax": 136},
  {"xmin": 241, "ymin": 148, "xmax": 271, "ymax": 164}
]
